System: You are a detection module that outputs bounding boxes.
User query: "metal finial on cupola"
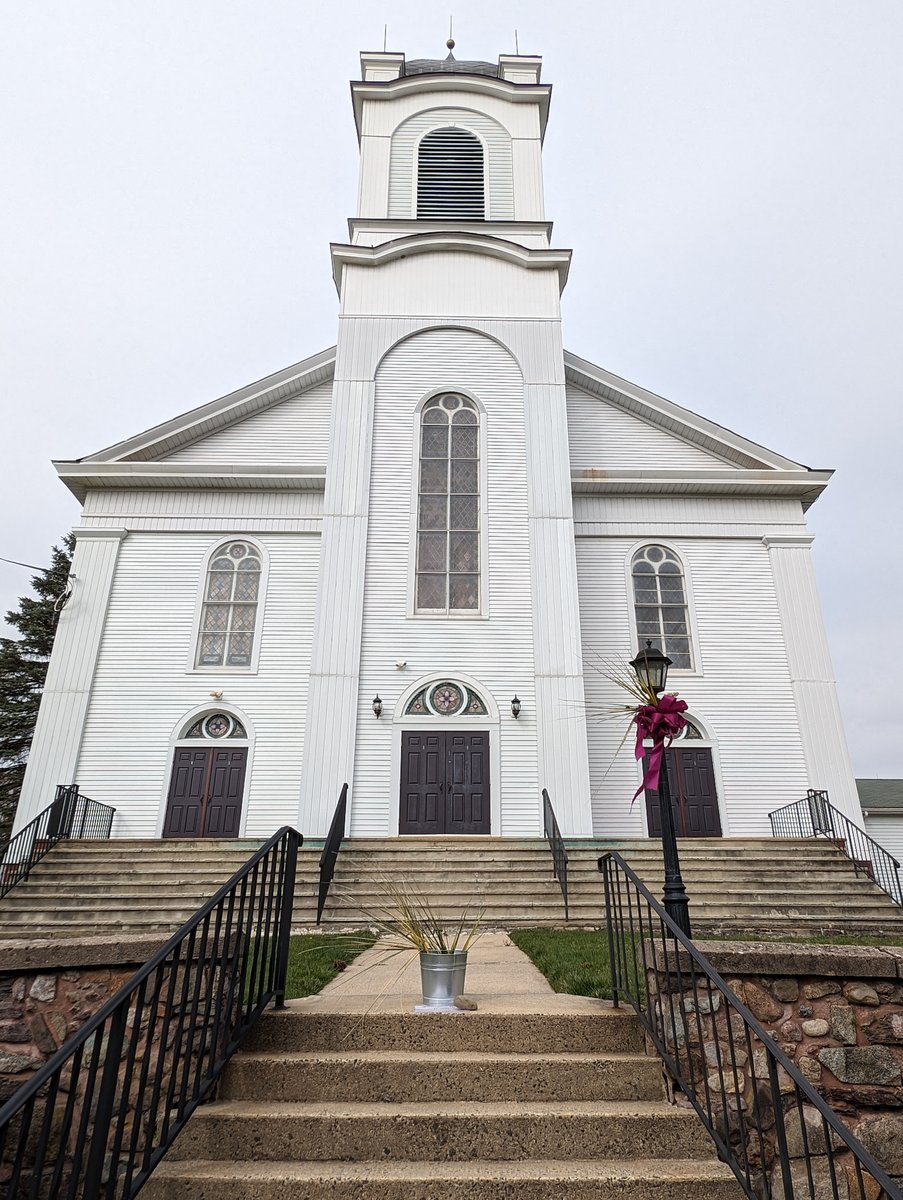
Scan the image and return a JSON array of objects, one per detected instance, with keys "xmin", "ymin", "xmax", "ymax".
[{"xmin": 446, "ymin": 16, "xmax": 455, "ymax": 58}]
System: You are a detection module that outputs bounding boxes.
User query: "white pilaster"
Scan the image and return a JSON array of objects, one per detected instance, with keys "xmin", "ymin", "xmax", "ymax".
[
  {"xmin": 764, "ymin": 534, "xmax": 862, "ymax": 823},
  {"xmin": 297, "ymin": 375, "xmax": 375, "ymax": 835},
  {"xmin": 14, "ymin": 528, "xmax": 128, "ymax": 829}
]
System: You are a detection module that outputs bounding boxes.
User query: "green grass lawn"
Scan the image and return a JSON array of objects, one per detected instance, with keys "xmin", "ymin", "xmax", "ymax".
[
  {"xmin": 509, "ymin": 926, "xmax": 903, "ymax": 1003},
  {"xmin": 282, "ymin": 933, "xmax": 376, "ymax": 1000},
  {"xmin": 510, "ymin": 928, "xmax": 622, "ymax": 1000}
]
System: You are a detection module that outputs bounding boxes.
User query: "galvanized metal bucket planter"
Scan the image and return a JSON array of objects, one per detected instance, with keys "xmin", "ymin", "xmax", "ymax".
[{"xmin": 419, "ymin": 950, "xmax": 468, "ymax": 1008}]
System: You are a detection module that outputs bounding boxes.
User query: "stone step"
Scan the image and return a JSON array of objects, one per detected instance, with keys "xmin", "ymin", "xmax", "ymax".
[
  {"xmin": 244, "ymin": 1008, "xmax": 644, "ymax": 1054},
  {"xmin": 144, "ymin": 1156, "xmax": 742, "ymax": 1199},
  {"xmin": 219, "ymin": 1050, "xmax": 664, "ymax": 1103},
  {"xmin": 168, "ymin": 1100, "xmax": 714, "ymax": 1163}
]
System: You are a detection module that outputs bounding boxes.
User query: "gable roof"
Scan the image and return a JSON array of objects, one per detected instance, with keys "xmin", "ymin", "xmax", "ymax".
[
  {"xmin": 857, "ymin": 779, "xmax": 903, "ymax": 813},
  {"xmin": 53, "ymin": 343, "xmax": 831, "ymax": 507}
]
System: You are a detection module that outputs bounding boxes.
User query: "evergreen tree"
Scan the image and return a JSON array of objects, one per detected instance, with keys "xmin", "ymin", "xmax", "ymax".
[{"xmin": 0, "ymin": 536, "xmax": 74, "ymax": 841}]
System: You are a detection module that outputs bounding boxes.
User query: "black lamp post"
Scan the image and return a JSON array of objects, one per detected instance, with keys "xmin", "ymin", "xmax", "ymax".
[{"xmin": 629, "ymin": 640, "xmax": 692, "ymax": 937}]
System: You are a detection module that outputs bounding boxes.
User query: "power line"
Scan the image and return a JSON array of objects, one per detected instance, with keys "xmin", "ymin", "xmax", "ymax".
[{"xmin": 0, "ymin": 555, "xmax": 46, "ymax": 572}]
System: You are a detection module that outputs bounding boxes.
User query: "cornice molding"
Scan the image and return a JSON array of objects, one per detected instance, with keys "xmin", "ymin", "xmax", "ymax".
[
  {"xmin": 331, "ymin": 232, "xmax": 571, "ymax": 294},
  {"xmin": 54, "ymin": 462, "xmax": 327, "ymax": 504},
  {"xmin": 70, "ymin": 526, "xmax": 129, "ymax": 541},
  {"xmin": 571, "ymin": 468, "xmax": 831, "ymax": 510},
  {"xmin": 351, "ymin": 75, "xmax": 552, "ymax": 142}
]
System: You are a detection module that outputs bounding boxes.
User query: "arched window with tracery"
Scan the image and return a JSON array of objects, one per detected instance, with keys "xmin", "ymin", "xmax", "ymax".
[
  {"xmin": 416, "ymin": 393, "xmax": 480, "ymax": 613},
  {"xmin": 631, "ymin": 545, "xmax": 693, "ymax": 669},
  {"xmin": 417, "ymin": 127, "xmax": 485, "ymax": 219},
  {"xmin": 195, "ymin": 541, "xmax": 262, "ymax": 667}
]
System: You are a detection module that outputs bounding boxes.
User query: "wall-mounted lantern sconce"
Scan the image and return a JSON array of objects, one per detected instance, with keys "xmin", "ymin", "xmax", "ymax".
[
  {"xmin": 372, "ymin": 695, "xmax": 383, "ymax": 719},
  {"xmin": 510, "ymin": 695, "xmax": 521, "ymax": 719}
]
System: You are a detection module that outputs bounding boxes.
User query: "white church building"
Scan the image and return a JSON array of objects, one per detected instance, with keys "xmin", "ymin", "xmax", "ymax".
[{"xmin": 14, "ymin": 45, "xmax": 863, "ymax": 844}]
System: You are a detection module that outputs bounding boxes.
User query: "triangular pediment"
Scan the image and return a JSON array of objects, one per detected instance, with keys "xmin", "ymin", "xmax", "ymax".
[
  {"xmin": 564, "ymin": 351, "xmax": 807, "ymax": 472},
  {"xmin": 79, "ymin": 347, "xmax": 336, "ymax": 464}
]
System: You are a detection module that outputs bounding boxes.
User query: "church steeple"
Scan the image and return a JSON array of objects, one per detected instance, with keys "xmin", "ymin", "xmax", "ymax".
[{"xmin": 349, "ymin": 45, "xmax": 550, "ymax": 242}]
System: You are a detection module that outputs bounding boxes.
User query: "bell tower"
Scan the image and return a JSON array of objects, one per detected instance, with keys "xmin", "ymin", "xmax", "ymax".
[{"xmin": 299, "ymin": 45, "xmax": 593, "ymax": 837}]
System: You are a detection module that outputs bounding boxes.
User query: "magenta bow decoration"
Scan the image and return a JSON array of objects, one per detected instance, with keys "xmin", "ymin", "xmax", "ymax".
[{"xmin": 631, "ymin": 694, "xmax": 689, "ymax": 801}]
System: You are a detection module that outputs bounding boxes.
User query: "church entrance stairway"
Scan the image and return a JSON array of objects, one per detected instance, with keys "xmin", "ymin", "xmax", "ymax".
[{"xmin": 1, "ymin": 836, "xmax": 902, "ymax": 942}]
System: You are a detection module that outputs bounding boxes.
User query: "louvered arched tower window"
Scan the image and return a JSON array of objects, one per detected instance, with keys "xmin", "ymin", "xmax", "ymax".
[{"xmin": 417, "ymin": 128, "xmax": 485, "ymax": 219}]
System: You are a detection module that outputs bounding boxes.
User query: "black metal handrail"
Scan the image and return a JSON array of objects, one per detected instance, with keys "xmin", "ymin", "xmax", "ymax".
[
  {"xmin": 542, "ymin": 788, "xmax": 569, "ymax": 921},
  {"xmin": 0, "ymin": 784, "xmax": 115, "ymax": 899},
  {"xmin": 317, "ymin": 782, "xmax": 348, "ymax": 924},
  {"xmin": 599, "ymin": 850, "xmax": 900, "ymax": 1200},
  {"xmin": 769, "ymin": 789, "xmax": 902, "ymax": 906},
  {"xmin": 0, "ymin": 824, "xmax": 300, "ymax": 1199}
]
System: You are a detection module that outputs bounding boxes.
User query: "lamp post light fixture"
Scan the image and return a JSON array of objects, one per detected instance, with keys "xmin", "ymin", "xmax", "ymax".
[
  {"xmin": 510, "ymin": 695, "xmax": 521, "ymax": 719},
  {"xmin": 629, "ymin": 640, "xmax": 692, "ymax": 938},
  {"xmin": 371, "ymin": 695, "xmax": 382, "ymax": 719}
]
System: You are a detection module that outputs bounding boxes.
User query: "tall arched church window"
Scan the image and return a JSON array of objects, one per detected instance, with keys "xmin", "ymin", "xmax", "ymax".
[
  {"xmin": 416, "ymin": 394, "xmax": 480, "ymax": 613},
  {"xmin": 417, "ymin": 128, "xmax": 485, "ymax": 219},
  {"xmin": 631, "ymin": 545, "xmax": 693, "ymax": 669},
  {"xmin": 196, "ymin": 541, "xmax": 262, "ymax": 667}
]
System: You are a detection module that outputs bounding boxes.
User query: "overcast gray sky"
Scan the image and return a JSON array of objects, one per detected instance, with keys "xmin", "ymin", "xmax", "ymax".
[{"xmin": 1, "ymin": 1, "xmax": 901, "ymax": 776}]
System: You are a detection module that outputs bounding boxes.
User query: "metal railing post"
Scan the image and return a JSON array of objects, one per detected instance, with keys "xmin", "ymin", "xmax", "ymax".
[{"xmin": 274, "ymin": 830, "xmax": 299, "ymax": 1009}]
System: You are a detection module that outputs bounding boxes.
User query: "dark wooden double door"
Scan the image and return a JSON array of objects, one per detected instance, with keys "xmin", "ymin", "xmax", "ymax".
[
  {"xmin": 645, "ymin": 747, "xmax": 722, "ymax": 838},
  {"xmin": 400, "ymin": 731, "xmax": 490, "ymax": 835},
  {"xmin": 163, "ymin": 746, "xmax": 247, "ymax": 838}
]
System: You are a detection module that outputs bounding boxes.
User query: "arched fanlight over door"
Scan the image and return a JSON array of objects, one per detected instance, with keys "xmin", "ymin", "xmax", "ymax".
[{"xmin": 405, "ymin": 680, "xmax": 487, "ymax": 716}]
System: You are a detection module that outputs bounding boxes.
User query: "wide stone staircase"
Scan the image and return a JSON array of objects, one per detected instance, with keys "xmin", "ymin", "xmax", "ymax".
[
  {"xmin": 144, "ymin": 940, "xmax": 741, "ymax": 1199},
  {"xmin": 1, "ymin": 835, "xmax": 902, "ymax": 940}
]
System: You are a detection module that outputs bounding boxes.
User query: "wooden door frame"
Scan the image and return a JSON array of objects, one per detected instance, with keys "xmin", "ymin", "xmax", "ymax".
[
  {"xmin": 392, "ymin": 720, "xmax": 500, "ymax": 836},
  {"xmin": 163, "ymin": 743, "xmax": 250, "ymax": 839},
  {"xmin": 639, "ymin": 719, "xmax": 729, "ymax": 838},
  {"xmin": 399, "ymin": 729, "xmax": 491, "ymax": 836},
  {"xmin": 155, "ymin": 705, "xmax": 254, "ymax": 838}
]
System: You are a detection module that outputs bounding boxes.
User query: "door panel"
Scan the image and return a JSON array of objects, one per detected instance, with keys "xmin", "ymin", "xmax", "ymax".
[
  {"xmin": 164, "ymin": 745, "xmax": 247, "ymax": 838},
  {"xmin": 163, "ymin": 748, "xmax": 210, "ymax": 838},
  {"xmin": 204, "ymin": 749, "xmax": 247, "ymax": 838},
  {"xmin": 644, "ymin": 747, "xmax": 721, "ymax": 838},
  {"xmin": 446, "ymin": 732, "xmax": 490, "ymax": 835},
  {"xmin": 400, "ymin": 733, "xmax": 445, "ymax": 835},
  {"xmin": 400, "ymin": 731, "xmax": 490, "ymax": 835}
]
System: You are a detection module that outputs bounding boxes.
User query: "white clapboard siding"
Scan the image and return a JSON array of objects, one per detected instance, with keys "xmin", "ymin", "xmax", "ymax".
[
  {"xmin": 863, "ymin": 815, "xmax": 903, "ymax": 868},
  {"xmin": 573, "ymin": 494, "xmax": 808, "ymax": 534},
  {"xmin": 352, "ymin": 327, "xmax": 539, "ymax": 836},
  {"xmin": 76, "ymin": 531, "xmax": 319, "ymax": 837},
  {"xmin": 388, "ymin": 107, "xmax": 514, "ymax": 220},
  {"xmin": 576, "ymin": 535, "xmax": 809, "ymax": 838},
  {"xmin": 80, "ymin": 488, "xmax": 323, "ymax": 527},
  {"xmin": 566, "ymin": 382, "xmax": 735, "ymax": 470},
  {"xmin": 162, "ymin": 380, "xmax": 333, "ymax": 465}
]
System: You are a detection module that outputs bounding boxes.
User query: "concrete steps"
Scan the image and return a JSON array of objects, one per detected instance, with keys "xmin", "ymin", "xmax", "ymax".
[
  {"xmin": 144, "ymin": 984, "xmax": 741, "ymax": 1200},
  {"xmin": 1, "ymin": 835, "xmax": 902, "ymax": 940}
]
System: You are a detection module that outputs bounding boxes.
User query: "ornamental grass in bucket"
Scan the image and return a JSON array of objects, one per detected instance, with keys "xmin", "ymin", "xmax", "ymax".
[{"xmin": 347, "ymin": 876, "xmax": 485, "ymax": 1009}]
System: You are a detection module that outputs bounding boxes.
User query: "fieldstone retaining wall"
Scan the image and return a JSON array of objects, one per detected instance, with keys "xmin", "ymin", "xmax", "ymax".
[
  {"xmin": 648, "ymin": 939, "xmax": 903, "ymax": 1195},
  {"xmin": 0, "ymin": 936, "xmax": 165, "ymax": 1106}
]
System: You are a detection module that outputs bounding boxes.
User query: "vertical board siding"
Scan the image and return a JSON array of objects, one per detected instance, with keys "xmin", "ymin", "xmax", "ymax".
[
  {"xmin": 566, "ymin": 382, "xmax": 734, "ymax": 469},
  {"xmin": 388, "ymin": 107, "xmax": 514, "ymax": 220},
  {"xmin": 352, "ymin": 327, "xmax": 540, "ymax": 835},
  {"xmin": 15, "ymin": 533, "xmax": 126, "ymax": 827},
  {"xmin": 766, "ymin": 541, "xmax": 862, "ymax": 821},
  {"xmin": 76, "ymin": 532, "xmax": 319, "ymax": 837},
  {"xmin": 162, "ymin": 380, "xmax": 333, "ymax": 464},
  {"xmin": 577, "ymin": 536, "xmax": 809, "ymax": 837}
]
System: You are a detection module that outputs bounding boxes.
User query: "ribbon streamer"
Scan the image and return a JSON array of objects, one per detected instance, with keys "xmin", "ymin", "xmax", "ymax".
[{"xmin": 631, "ymin": 694, "xmax": 689, "ymax": 801}]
